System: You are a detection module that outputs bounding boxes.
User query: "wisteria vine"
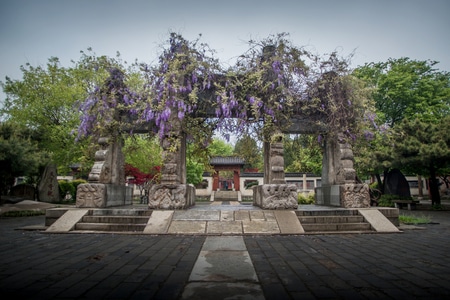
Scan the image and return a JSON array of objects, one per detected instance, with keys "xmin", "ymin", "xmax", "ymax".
[{"xmin": 77, "ymin": 32, "xmax": 374, "ymax": 148}]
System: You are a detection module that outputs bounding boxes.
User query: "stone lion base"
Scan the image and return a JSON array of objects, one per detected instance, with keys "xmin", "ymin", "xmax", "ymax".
[
  {"xmin": 148, "ymin": 184, "xmax": 195, "ymax": 209},
  {"xmin": 76, "ymin": 183, "xmax": 133, "ymax": 208},
  {"xmin": 253, "ymin": 184, "xmax": 298, "ymax": 209},
  {"xmin": 315, "ymin": 184, "xmax": 370, "ymax": 208}
]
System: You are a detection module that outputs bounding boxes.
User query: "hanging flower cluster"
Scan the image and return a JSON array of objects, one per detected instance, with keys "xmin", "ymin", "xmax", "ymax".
[
  {"xmin": 77, "ymin": 67, "xmax": 141, "ymax": 140},
  {"xmin": 137, "ymin": 33, "xmax": 221, "ymax": 141}
]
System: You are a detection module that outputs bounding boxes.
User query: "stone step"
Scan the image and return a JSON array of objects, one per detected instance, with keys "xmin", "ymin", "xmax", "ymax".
[
  {"xmin": 81, "ymin": 215, "xmax": 150, "ymax": 224},
  {"xmin": 301, "ymin": 222, "xmax": 373, "ymax": 232},
  {"xmin": 88, "ymin": 209, "xmax": 152, "ymax": 216},
  {"xmin": 74, "ymin": 222, "xmax": 147, "ymax": 232},
  {"xmin": 299, "ymin": 215, "xmax": 365, "ymax": 224},
  {"xmin": 296, "ymin": 210, "xmax": 359, "ymax": 217},
  {"xmin": 214, "ymin": 191, "xmax": 239, "ymax": 201}
]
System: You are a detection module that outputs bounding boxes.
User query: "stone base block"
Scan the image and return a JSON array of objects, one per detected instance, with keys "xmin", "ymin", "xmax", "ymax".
[
  {"xmin": 148, "ymin": 184, "xmax": 195, "ymax": 209},
  {"xmin": 253, "ymin": 184, "xmax": 298, "ymax": 209},
  {"xmin": 76, "ymin": 183, "xmax": 132, "ymax": 208},
  {"xmin": 315, "ymin": 184, "xmax": 370, "ymax": 208}
]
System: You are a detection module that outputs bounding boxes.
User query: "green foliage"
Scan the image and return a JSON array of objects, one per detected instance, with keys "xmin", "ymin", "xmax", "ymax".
[
  {"xmin": 233, "ymin": 134, "xmax": 262, "ymax": 170},
  {"xmin": 0, "ymin": 122, "xmax": 49, "ymax": 197},
  {"xmin": 353, "ymin": 58, "xmax": 450, "ymax": 127},
  {"xmin": 245, "ymin": 181, "xmax": 259, "ymax": 189},
  {"xmin": 298, "ymin": 193, "xmax": 315, "ymax": 204},
  {"xmin": 284, "ymin": 134, "xmax": 322, "ymax": 174},
  {"xmin": 209, "ymin": 138, "xmax": 234, "ymax": 156},
  {"xmin": 57, "ymin": 179, "xmax": 87, "ymax": 201},
  {"xmin": 186, "ymin": 159, "xmax": 204, "ymax": 185},
  {"xmin": 0, "ymin": 210, "xmax": 46, "ymax": 217},
  {"xmin": 353, "ymin": 58, "xmax": 450, "ymax": 190},
  {"xmin": 378, "ymin": 194, "xmax": 413, "ymax": 207},
  {"xmin": 123, "ymin": 134, "xmax": 162, "ymax": 174},
  {"xmin": 399, "ymin": 214, "xmax": 431, "ymax": 225},
  {"xmin": 58, "ymin": 180, "xmax": 75, "ymax": 200}
]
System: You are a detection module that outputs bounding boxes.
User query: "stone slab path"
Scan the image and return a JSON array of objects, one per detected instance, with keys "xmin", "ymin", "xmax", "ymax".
[
  {"xmin": 145, "ymin": 210, "xmax": 303, "ymax": 235},
  {"xmin": 182, "ymin": 236, "xmax": 264, "ymax": 299}
]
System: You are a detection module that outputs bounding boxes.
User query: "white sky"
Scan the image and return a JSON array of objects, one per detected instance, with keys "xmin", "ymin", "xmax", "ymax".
[{"xmin": 1, "ymin": 0, "xmax": 449, "ymax": 99}]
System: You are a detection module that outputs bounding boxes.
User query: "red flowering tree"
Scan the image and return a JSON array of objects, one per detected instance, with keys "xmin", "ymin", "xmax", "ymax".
[{"xmin": 125, "ymin": 164, "xmax": 160, "ymax": 185}]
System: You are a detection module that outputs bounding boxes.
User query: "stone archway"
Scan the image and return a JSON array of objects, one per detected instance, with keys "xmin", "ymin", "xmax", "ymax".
[{"xmin": 77, "ymin": 45, "xmax": 370, "ymax": 210}]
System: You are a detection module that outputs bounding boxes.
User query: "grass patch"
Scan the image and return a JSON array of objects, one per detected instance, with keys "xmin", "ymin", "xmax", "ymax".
[
  {"xmin": 1, "ymin": 210, "xmax": 46, "ymax": 217},
  {"xmin": 399, "ymin": 214, "xmax": 431, "ymax": 225}
]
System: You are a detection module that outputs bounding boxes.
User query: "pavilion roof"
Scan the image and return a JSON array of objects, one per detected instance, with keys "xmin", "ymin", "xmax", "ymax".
[{"xmin": 210, "ymin": 156, "xmax": 245, "ymax": 166}]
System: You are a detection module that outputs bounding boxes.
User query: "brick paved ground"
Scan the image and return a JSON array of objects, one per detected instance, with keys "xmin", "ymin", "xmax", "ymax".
[{"xmin": 1, "ymin": 210, "xmax": 449, "ymax": 299}]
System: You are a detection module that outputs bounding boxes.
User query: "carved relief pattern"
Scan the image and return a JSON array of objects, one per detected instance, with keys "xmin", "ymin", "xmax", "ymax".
[
  {"xmin": 76, "ymin": 184, "xmax": 106, "ymax": 208},
  {"xmin": 261, "ymin": 184, "xmax": 298, "ymax": 209},
  {"xmin": 148, "ymin": 184, "xmax": 187, "ymax": 209},
  {"xmin": 340, "ymin": 183, "xmax": 370, "ymax": 208}
]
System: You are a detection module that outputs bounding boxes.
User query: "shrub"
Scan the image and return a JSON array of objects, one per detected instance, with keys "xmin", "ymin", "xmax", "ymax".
[
  {"xmin": 377, "ymin": 194, "xmax": 413, "ymax": 207},
  {"xmin": 298, "ymin": 193, "xmax": 315, "ymax": 204},
  {"xmin": 58, "ymin": 180, "xmax": 75, "ymax": 201},
  {"xmin": 58, "ymin": 179, "xmax": 87, "ymax": 202}
]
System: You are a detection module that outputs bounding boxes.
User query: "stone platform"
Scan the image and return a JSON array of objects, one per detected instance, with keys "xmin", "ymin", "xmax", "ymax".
[{"xmin": 43, "ymin": 202, "xmax": 400, "ymax": 235}]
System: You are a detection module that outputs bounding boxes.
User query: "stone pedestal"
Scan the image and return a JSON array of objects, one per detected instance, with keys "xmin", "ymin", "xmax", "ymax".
[
  {"xmin": 253, "ymin": 184, "xmax": 298, "ymax": 209},
  {"xmin": 148, "ymin": 184, "xmax": 195, "ymax": 209},
  {"xmin": 315, "ymin": 183, "xmax": 370, "ymax": 208},
  {"xmin": 76, "ymin": 183, "xmax": 132, "ymax": 208},
  {"xmin": 76, "ymin": 137, "xmax": 130, "ymax": 208}
]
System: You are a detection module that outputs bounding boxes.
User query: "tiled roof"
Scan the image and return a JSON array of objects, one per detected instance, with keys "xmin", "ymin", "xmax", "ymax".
[{"xmin": 210, "ymin": 156, "xmax": 245, "ymax": 165}]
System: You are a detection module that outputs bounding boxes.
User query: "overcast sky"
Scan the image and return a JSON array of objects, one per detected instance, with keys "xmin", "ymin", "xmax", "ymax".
[{"xmin": 1, "ymin": 0, "xmax": 449, "ymax": 95}]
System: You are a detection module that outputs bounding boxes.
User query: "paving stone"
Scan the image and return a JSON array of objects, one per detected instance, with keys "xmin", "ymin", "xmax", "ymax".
[
  {"xmin": 201, "ymin": 236, "xmax": 247, "ymax": 251},
  {"xmin": 189, "ymin": 250, "xmax": 258, "ymax": 282},
  {"xmin": 220, "ymin": 210, "xmax": 234, "ymax": 221},
  {"xmin": 173, "ymin": 210, "xmax": 220, "ymax": 221},
  {"xmin": 206, "ymin": 221, "xmax": 242, "ymax": 235},
  {"xmin": 243, "ymin": 220, "xmax": 280, "ymax": 234},
  {"xmin": 167, "ymin": 220, "xmax": 206, "ymax": 234},
  {"xmin": 235, "ymin": 210, "xmax": 250, "ymax": 221},
  {"xmin": 181, "ymin": 282, "xmax": 264, "ymax": 300},
  {"xmin": 263, "ymin": 211, "xmax": 276, "ymax": 221},
  {"xmin": 250, "ymin": 210, "xmax": 265, "ymax": 220}
]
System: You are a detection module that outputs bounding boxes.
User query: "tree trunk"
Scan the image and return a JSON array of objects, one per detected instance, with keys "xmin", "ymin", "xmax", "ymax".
[
  {"xmin": 417, "ymin": 175, "xmax": 423, "ymax": 199},
  {"xmin": 375, "ymin": 173, "xmax": 383, "ymax": 194},
  {"xmin": 429, "ymin": 167, "xmax": 441, "ymax": 206}
]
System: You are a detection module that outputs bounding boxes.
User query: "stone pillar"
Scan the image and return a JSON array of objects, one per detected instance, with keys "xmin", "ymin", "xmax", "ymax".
[
  {"xmin": 233, "ymin": 169, "xmax": 240, "ymax": 191},
  {"xmin": 315, "ymin": 134, "xmax": 370, "ymax": 208},
  {"xmin": 76, "ymin": 137, "xmax": 132, "ymax": 208},
  {"xmin": 148, "ymin": 112, "xmax": 195, "ymax": 209},
  {"xmin": 254, "ymin": 133, "xmax": 298, "ymax": 209}
]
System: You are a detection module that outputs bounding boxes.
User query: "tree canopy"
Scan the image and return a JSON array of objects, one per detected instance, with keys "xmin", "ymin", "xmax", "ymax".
[{"xmin": 0, "ymin": 122, "xmax": 49, "ymax": 200}]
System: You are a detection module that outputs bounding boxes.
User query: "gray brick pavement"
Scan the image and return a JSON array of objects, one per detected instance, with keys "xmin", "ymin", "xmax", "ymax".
[{"xmin": 1, "ymin": 210, "xmax": 450, "ymax": 299}]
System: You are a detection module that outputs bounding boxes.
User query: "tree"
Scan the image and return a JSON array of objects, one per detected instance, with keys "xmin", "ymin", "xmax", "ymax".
[
  {"xmin": 284, "ymin": 134, "xmax": 322, "ymax": 174},
  {"xmin": 209, "ymin": 138, "xmax": 234, "ymax": 156},
  {"xmin": 353, "ymin": 58, "xmax": 450, "ymax": 192},
  {"xmin": 389, "ymin": 117, "xmax": 450, "ymax": 205},
  {"xmin": 233, "ymin": 134, "xmax": 262, "ymax": 171},
  {"xmin": 0, "ymin": 122, "xmax": 49, "ymax": 202},
  {"xmin": 123, "ymin": 134, "xmax": 162, "ymax": 175},
  {"xmin": 353, "ymin": 58, "xmax": 450, "ymax": 127},
  {"xmin": 0, "ymin": 50, "xmax": 132, "ymax": 174}
]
